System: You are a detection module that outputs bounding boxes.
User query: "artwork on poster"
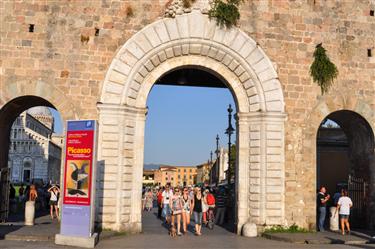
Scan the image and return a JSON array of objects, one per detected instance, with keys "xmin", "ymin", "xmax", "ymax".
[{"xmin": 65, "ymin": 159, "xmax": 90, "ymax": 197}]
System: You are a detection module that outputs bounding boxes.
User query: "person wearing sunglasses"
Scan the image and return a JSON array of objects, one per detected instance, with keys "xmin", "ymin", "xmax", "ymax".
[
  {"xmin": 181, "ymin": 187, "xmax": 192, "ymax": 234},
  {"xmin": 191, "ymin": 187, "xmax": 203, "ymax": 235},
  {"xmin": 170, "ymin": 187, "xmax": 183, "ymax": 236}
]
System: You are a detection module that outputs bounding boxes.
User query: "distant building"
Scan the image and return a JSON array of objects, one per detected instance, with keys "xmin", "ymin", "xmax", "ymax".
[
  {"xmin": 196, "ymin": 162, "xmax": 211, "ymax": 185},
  {"xmin": 210, "ymin": 148, "xmax": 228, "ymax": 185},
  {"xmin": 7, "ymin": 107, "xmax": 62, "ymax": 185},
  {"xmin": 154, "ymin": 165, "xmax": 197, "ymax": 187},
  {"xmin": 143, "ymin": 169, "xmax": 155, "ymax": 185}
]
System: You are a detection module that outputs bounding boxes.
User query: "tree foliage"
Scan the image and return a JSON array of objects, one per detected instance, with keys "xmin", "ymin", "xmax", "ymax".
[{"xmin": 310, "ymin": 43, "xmax": 338, "ymax": 95}]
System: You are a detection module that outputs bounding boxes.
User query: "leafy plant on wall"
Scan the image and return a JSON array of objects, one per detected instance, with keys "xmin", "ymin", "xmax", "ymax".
[
  {"xmin": 208, "ymin": 0, "xmax": 244, "ymax": 28},
  {"xmin": 310, "ymin": 43, "xmax": 338, "ymax": 95}
]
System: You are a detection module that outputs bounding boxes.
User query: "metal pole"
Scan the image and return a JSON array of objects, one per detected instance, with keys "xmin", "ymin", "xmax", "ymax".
[
  {"xmin": 225, "ymin": 104, "xmax": 234, "ymax": 185},
  {"xmin": 215, "ymin": 135, "xmax": 220, "ymax": 185}
]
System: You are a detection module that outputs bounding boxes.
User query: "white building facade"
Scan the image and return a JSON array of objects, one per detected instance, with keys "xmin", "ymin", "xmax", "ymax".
[{"xmin": 7, "ymin": 107, "xmax": 62, "ymax": 185}]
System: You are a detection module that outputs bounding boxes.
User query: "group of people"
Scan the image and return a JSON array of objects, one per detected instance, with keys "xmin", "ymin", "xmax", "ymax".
[
  {"xmin": 9, "ymin": 183, "xmax": 61, "ymax": 221},
  {"xmin": 317, "ymin": 186, "xmax": 353, "ymax": 235},
  {"xmin": 143, "ymin": 184, "xmax": 230, "ymax": 236}
]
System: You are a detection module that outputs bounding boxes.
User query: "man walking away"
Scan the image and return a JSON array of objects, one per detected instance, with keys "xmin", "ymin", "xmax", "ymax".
[
  {"xmin": 215, "ymin": 187, "xmax": 227, "ymax": 225},
  {"xmin": 317, "ymin": 186, "xmax": 330, "ymax": 232}
]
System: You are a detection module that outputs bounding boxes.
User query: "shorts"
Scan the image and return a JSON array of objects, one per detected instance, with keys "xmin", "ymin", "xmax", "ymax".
[
  {"xmin": 193, "ymin": 211, "xmax": 203, "ymax": 225},
  {"xmin": 162, "ymin": 204, "xmax": 171, "ymax": 217},
  {"xmin": 339, "ymin": 214, "xmax": 350, "ymax": 219},
  {"xmin": 49, "ymin": 200, "xmax": 58, "ymax": 206}
]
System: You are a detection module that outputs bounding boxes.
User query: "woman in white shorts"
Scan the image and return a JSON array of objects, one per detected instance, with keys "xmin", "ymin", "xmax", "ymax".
[
  {"xmin": 336, "ymin": 189, "xmax": 353, "ymax": 235},
  {"xmin": 181, "ymin": 187, "xmax": 192, "ymax": 234}
]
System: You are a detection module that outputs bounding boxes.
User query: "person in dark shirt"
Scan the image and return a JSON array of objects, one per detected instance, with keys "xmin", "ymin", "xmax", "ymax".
[
  {"xmin": 317, "ymin": 186, "xmax": 330, "ymax": 231},
  {"xmin": 215, "ymin": 187, "xmax": 227, "ymax": 225},
  {"xmin": 9, "ymin": 184, "xmax": 16, "ymax": 200},
  {"xmin": 19, "ymin": 184, "xmax": 25, "ymax": 198}
]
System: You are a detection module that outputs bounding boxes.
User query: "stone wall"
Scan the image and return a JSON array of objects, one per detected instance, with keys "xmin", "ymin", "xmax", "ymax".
[
  {"xmin": 1, "ymin": 0, "xmax": 374, "ymax": 231},
  {"xmin": 238, "ymin": 0, "xmax": 375, "ymax": 228}
]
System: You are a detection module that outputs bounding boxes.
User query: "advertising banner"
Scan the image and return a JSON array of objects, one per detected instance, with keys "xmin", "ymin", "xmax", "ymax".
[{"xmin": 61, "ymin": 120, "xmax": 97, "ymax": 237}]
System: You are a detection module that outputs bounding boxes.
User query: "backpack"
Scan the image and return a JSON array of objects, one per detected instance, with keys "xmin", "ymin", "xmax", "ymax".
[{"xmin": 207, "ymin": 193, "xmax": 215, "ymax": 206}]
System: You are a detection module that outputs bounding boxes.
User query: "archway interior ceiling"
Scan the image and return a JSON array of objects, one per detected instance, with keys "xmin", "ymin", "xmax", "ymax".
[{"xmin": 155, "ymin": 68, "xmax": 226, "ymax": 88}]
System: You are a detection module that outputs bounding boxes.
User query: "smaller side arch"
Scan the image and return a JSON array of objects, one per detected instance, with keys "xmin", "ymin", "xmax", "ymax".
[{"xmin": 300, "ymin": 95, "xmax": 375, "ymax": 229}]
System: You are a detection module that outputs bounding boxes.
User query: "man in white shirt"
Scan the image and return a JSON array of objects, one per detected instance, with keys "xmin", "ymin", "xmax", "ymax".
[
  {"xmin": 336, "ymin": 189, "xmax": 353, "ymax": 235},
  {"xmin": 162, "ymin": 184, "xmax": 173, "ymax": 224}
]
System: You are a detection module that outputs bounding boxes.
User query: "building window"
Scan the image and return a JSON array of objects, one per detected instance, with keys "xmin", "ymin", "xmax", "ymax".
[
  {"xmin": 13, "ymin": 130, "xmax": 17, "ymax": 139},
  {"xmin": 189, "ymin": 175, "xmax": 192, "ymax": 179},
  {"xmin": 178, "ymin": 175, "xmax": 180, "ymax": 179},
  {"xmin": 190, "ymin": 169, "xmax": 192, "ymax": 172},
  {"xmin": 165, "ymin": 177, "xmax": 168, "ymax": 181},
  {"xmin": 171, "ymin": 177, "xmax": 173, "ymax": 181},
  {"xmin": 184, "ymin": 169, "xmax": 186, "ymax": 172}
]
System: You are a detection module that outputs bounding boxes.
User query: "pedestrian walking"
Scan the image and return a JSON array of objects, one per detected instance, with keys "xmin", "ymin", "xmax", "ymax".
[
  {"xmin": 162, "ymin": 184, "xmax": 173, "ymax": 224},
  {"xmin": 202, "ymin": 189, "xmax": 209, "ymax": 225},
  {"xmin": 336, "ymin": 189, "xmax": 353, "ymax": 235},
  {"xmin": 144, "ymin": 189, "xmax": 153, "ymax": 211},
  {"xmin": 48, "ymin": 185, "xmax": 60, "ymax": 220},
  {"xmin": 191, "ymin": 187, "xmax": 203, "ymax": 235},
  {"xmin": 215, "ymin": 187, "xmax": 227, "ymax": 225},
  {"xmin": 157, "ymin": 188, "xmax": 163, "ymax": 219},
  {"xmin": 170, "ymin": 187, "xmax": 183, "ymax": 236},
  {"xmin": 181, "ymin": 187, "xmax": 192, "ymax": 234},
  {"xmin": 317, "ymin": 186, "xmax": 330, "ymax": 232}
]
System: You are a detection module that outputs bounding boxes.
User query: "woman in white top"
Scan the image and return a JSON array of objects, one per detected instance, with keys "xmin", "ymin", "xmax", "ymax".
[
  {"xmin": 336, "ymin": 189, "xmax": 353, "ymax": 235},
  {"xmin": 48, "ymin": 185, "xmax": 60, "ymax": 220}
]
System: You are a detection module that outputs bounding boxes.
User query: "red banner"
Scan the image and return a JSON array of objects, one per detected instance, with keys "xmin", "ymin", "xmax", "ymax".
[{"xmin": 63, "ymin": 130, "xmax": 94, "ymax": 206}]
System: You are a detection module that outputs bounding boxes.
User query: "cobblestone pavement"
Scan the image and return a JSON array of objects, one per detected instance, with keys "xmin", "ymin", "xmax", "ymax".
[{"xmin": 1, "ymin": 209, "xmax": 375, "ymax": 249}]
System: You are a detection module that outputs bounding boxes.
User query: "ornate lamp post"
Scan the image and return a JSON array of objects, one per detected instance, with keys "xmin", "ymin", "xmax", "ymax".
[
  {"xmin": 210, "ymin": 151, "xmax": 213, "ymax": 164},
  {"xmin": 225, "ymin": 104, "xmax": 235, "ymax": 185},
  {"xmin": 215, "ymin": 134, "xmax": 220, "ymax": 185}
]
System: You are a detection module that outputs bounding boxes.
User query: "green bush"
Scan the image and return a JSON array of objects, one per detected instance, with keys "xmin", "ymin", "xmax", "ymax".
[
  {"xmin": 310, "ymin": 43, "xmax": 338, "ymax": 95},
  {"xmin": 208, "ymin": 0, "xmax": 243, "ymax": 28}
]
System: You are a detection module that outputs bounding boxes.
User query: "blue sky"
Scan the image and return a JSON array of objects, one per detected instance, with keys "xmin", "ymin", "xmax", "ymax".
[
  {"xmin": 50, "ymin": 85, "xmax": 237, "ymax": 166},
  {"xmin": 144, "ymin": 85, "xmax": 236, "ymax": 166}
]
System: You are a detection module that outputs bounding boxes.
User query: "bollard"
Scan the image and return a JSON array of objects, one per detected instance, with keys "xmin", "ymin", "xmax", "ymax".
[
  {"xmin": 25, "ymin": 201, "xmax": 35, "ymax": 226},
  {"xmin": 329, "ymin": 206, "xmax": 339, "ymax": 231}
]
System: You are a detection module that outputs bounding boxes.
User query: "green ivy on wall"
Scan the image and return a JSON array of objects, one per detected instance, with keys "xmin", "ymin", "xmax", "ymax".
[
  {"xmin": 310, "ymin": 43, "xmax": 338, "ymax": 95},
  {"xmin": 208, "ymin": 0, "xmax": 243, "ymax": 28}
]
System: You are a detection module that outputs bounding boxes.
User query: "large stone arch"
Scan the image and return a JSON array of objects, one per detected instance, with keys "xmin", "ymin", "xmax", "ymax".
[
  {"xmin": 302, "ymin": 94, "xmax": 375, "ymax": 228},
  {"xmin": 98, "ymin": 10, "xmax": 286, "ymax": 233}
]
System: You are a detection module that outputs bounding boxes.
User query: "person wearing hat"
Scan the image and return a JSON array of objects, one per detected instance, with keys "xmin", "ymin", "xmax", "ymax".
[{"xmin": 48, "ymin": 185, "xmax": 60, "ymax": 220}]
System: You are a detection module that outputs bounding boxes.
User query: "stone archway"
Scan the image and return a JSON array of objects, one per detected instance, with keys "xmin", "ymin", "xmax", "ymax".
[
  {"xmin": 303, "ymin": 94, "xmax": 375, "ymax": 229},
  {"xmin": 98, "ymin": 10, "xmax": 286, "ymax": 233}
]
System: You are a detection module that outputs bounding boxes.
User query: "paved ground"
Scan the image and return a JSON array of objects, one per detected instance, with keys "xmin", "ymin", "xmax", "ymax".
[
  {"xmin": 1, "ymin": 208, "xmax": 375, "ymax": 248},
  {"xmin": 0, "ymin": 209, "xmax": 58, "ymax": 241}
]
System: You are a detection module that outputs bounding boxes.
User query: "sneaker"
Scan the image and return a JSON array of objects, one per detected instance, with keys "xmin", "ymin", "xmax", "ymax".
[{"xmin": 177, "ymin": 232, "xmax": 182, "ymax": 236}]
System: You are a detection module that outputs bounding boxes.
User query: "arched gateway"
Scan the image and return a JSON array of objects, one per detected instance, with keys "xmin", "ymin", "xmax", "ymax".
[{"xmin": 98, "ymin": 10, "xmax": 286, "ymax": 233}]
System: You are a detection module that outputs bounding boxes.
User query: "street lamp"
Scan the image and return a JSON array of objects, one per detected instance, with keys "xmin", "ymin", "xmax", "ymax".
[
  {"xmin": 225, "ymin": 104, "xmax": 235, "ymax": 185},
  {"xmin": 215, "ymin": 134, "xmax": 220, "ymax": 185},
  {"xmin": 210, "ymin": 151, "xmax": 213, "ymax": 164}
]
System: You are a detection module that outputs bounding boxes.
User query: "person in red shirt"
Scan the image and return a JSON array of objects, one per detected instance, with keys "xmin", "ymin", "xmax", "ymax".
[{"xmin": 157, "ymin": 187, "xmax": 163, "ymax": 219}]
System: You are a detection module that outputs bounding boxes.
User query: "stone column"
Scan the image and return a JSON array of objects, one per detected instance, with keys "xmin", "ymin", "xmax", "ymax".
[
  {"xmin": 97, "ymin": 103, "xmax": 147, "ymax": 233},
  {"xmin": 239, "ymin": 112, "xmax": 286, "ymax": 232},
  {"xmin": 236, "ymin": 112, "xmax": 250, "ymax": 234}
]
